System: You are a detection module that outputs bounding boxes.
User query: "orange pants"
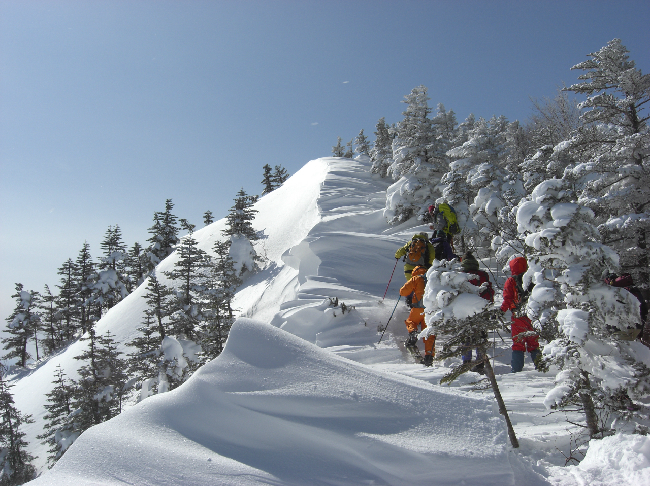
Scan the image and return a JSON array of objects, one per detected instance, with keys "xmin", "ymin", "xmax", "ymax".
[{"xmin": 405, "ymin": 308, "xmax": 436, "ymax": 356}]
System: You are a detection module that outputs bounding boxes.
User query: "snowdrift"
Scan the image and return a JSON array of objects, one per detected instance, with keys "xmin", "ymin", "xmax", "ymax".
[{"xmin": 29, "ymin": 318, "xmax": 512, "ymax": 486}]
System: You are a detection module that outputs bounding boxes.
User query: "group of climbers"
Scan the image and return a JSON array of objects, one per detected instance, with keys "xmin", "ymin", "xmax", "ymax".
[{"xmin": 391, "ymin": 204, "xmax": 649, "ymax": 370}]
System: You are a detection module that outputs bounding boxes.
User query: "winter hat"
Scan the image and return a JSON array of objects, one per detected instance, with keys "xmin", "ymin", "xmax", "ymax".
[
  {"xmin": 508, "ymin": 256, "xmax": 528, "ymax": 276},
  {"xmin": 461, "ymin": 252, "xmax": 479, "ymax": 271}
]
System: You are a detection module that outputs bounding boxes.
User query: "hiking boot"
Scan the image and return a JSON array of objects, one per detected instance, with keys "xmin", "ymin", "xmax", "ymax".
[
  {"xmin": 405, "ymin": 331, "xmax": 418, "ymax": 347},
  {"xmin": 423, "ymin": 354, "xmax": 434, "ymax": 367}
]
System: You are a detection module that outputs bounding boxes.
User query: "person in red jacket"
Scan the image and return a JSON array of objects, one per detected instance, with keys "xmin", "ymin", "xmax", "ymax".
[
  {"xmin": 501, "ymin": 256, "xmax": 540, "ymax": 373},
  {"xmin": 399, "ymin": 266, "xmax": 435, "ymax": 366}
]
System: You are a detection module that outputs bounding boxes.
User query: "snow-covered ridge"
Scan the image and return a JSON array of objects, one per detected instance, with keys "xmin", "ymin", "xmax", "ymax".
[{"xmin": 12, "ymin": 156, "xmax": 650, "ymax": 485}]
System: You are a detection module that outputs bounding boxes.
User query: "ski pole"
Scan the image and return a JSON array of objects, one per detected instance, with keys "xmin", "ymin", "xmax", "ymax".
[
  {"xmin": 378, "ymin": 295, "xmax": 401, "ymax": 344},
  {"xmin": 382, "ymin": 258, "xmax": 399, "ymax": 301}
]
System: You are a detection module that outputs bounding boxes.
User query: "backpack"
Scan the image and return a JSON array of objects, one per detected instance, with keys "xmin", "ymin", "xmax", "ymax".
[
  {"xmin": 438, "ymin": 203, "xmax": 460, "ymax": 235},
  {"xmin": 406, "ymin": 238, "xmax": 428, "ymax": 266},
  {"xmin": 513, "ymin": 273, "xmax": 534, "ymax": 310},
  {"xmin": 466, "ymin": 269, "xmax": 494, "ymax": 302},
  {"xmin": 407, "ymin": 275, "xmax": 428, "ymax": 308}
]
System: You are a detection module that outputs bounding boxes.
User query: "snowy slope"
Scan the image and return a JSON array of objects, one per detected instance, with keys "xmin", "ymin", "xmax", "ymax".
[{"xmin": 11, "ymin": 157, "xmax": 650, "ymax": 485}]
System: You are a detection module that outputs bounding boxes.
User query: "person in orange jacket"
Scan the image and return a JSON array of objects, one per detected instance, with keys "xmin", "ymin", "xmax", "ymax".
[
  {"xmin": 501, "ymin": 256, "xmax": 540, "ymax": 373},
  {"xmin": 399, "ymin": 265, "xmax": 435, "ymax": 366}
]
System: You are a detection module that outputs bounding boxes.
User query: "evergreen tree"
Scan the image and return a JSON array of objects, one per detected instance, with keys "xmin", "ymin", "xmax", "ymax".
[
  {"xmin": 332, "ymin": 137, "xmax": 345, "ymax": 157},
  {"xmin": 74, "ymin": 242, "xmax": 96, "ymax": 334},
  {"xmin": 125, "ymin": 242, "xmax": 147, "ymax": 293},
  {"xmin": 222, "ymin": 189, "xmax": 259, "ymax": 241},
  {"xmin": 564, "ymin": 39, "xmax": 650, "ymax": 286},
  {"xmin": 55, "ymin": 258, "xmax": 79, "ymax": 341},
  {"xmin": 272, "ymin": 165, "xmax": 289, "ymax": 187},
  {"xmin": 96, "ymin": 331, "xmax": 129, "ymax": 418},
  {"xmin": 164, "ymin": 226, "xmax": 211, "ymax": 340},
  {"xmin": 36, "ymin": 365, "xmax": 74, "ymax": 466},
  {"xmin": 370, "ymin": 117, "xmax": 393, "ymax": 178},
  {"xmin": 69, "ymin": 329, "xmax": 105, "ymax": 434},
  {"xmin": 39, "ymin": 284, "xmax": 62, "ymax": 355},
  {"xmin": 354, "ymin": 129, "xmax": 370, "ymax": 156},
  {"xmin": 2, "ymin": 285, "xmax": 40, "ymax": 368},
  {"xmin": 344, "ymin": 139, "xmax": 354, "ymax": 159},
  {"xmin": 127, "ymin": 312, "xmax": 164, "ymax": 401},
  {"xmin": 514, "ymin": 178, "xmax": 649, "ymax": 437},
  {"xmin": 0, "ymin": 376, "xmax": 36, "ymax": 485},
  {"xmin": 203, "ymin": 210, "xmax": 214, "ymax": 226},
  {"xmin": 87, "ymin": 225, "xmax": 129, "ymax": 313},
  {"xmin": 200, "ymin": 240, "xmax": 242, "ymax": 360},
  {"xmin": 261, "ymin": 163, "xmax": 275, "ymax": 195},
  {"xmin": 147, "ymin": 199, "xmax": 180, "ymax": 266},
  {"xmin": 389, "ymin": 85, "xmax": 433, "ymax": 180}
]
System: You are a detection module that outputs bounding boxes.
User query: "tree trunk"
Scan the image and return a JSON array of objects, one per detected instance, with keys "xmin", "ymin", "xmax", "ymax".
[
  {"xmin": 484, "ymin": 358, "xmax": 519, "ymax": 448},
  {"xmin": 579, "ymin": 371, "xmax": 600, "ymax": 438}
]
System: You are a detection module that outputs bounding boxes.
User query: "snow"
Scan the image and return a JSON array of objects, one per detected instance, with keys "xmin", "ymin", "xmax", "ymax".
[{"xmin": 8, "ymin": 156, "xmax": 650, "ymax": 485}]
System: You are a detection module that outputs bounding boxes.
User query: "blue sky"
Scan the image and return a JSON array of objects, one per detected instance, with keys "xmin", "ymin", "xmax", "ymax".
[{"xmin": 1, "ymin": 0, "xmax": 649, "ymax": 323}]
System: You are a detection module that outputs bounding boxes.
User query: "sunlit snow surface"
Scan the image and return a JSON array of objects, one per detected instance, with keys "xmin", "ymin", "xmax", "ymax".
[{"xmin": 14, "ymin": 157, "xmax": 650, "ymax": 485}]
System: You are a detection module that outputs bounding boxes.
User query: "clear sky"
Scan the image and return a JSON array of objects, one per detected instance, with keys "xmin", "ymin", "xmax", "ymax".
[{"xmin": 1, "ymin": 0, "xmax": 649, "ymax": 323}]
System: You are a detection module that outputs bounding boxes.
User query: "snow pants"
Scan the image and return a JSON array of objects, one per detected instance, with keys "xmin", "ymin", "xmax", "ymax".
[
  {"xmin": 511, "ymin": 349, "xmax": 541, "ymax": 373},
  {"xmin": 405, "ymin": 307, "xmax": 435, "ymax": 356}
]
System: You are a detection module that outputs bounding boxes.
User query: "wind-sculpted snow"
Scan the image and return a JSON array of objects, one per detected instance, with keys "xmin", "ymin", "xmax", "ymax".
[{"xmin": 29, "ymin": 319, "xmax": 512, "ymax": 486}]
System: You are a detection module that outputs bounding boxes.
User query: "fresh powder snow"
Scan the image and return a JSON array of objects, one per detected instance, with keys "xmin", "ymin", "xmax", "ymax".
[{"xmin": 9, "ymin": 156, "xmax": 649, "ymax": 485}]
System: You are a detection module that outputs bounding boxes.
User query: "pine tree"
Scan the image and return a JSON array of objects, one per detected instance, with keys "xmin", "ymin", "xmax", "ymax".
[
  {"xmin": 332, "ymin": 137, "xmax": 345, "ymax": 157},
  {"xmin": 87, "ymin": 225, "xmax": 129, "ymax": 313},
  {"xmin": 164, "ymin": 227, "xmax": 211, "ymax": 340},
  {"xmin": 563, "ymin": 39, "xmax": 650, "ymax": 286},
  {"xmin": 261, "ymin": 164, "xmax": 275, "ymax": 195},
  {"xmin": 36, "ymin": 365, "xmax": 74, "ymax": 466},
  {"xmin": 344, "ymin": 139, "xmax": 354, "ymax": 158},
  {"xmin": 203, "ymin": 210, "xmax": 214, "ymax": 226},
  {"xmin": 74, "ymin": 242, "xmax": 96, "ymax": 334},
  {"xmin": 222, "ymin": 189, "xmax": 259, "ymax": 241},
  {"xmin": 39, "ymin": 284, "xmax": 62, "ymax": 355},
  {"xmin": 514, "ymin": 178, "xmax": 649, "ymax": 437},
  {"xmin": 272, "ymin": 165, "xmax": 289, "ymax": 188},
  {"xmin": 96, "ymin": 331, "xmax": 129, "ymax": 418},
  {"xmin": 55, "ymin": 258, "xmax": 80, "ymax": 341},
  {"xmin": 421, "ymin": 259, "xmax": 519, "ymax": 448},
  {"xmin": 0, "ymin": 376, "xmax": 37, "ymax": 485},
  {"xmin": 200, "ymin": 240, "xmax": 242, "ymax": 360},
  {"xmin": 147, "ymin": 199, "xmax": 180, "ymax": 266},
  {"xmin": 354, "ymin": 129, "xmax": 370, "ymax": 156},
  {"xmin": 69, "ymin": 329, "xmax": 105, "ymax": 433},
  {"xmin": 2, "ymin": 285, "xmax": 40, "ymax": 368},
  {"xmin": 370, "ymin": 117, "xmax": 393, "ymax": 178},
  {"xmin": 125, "ymin": 242, "xmax": 148, "ymax": 293},
  {"xmin": 127, "ymin": 312, "xmax": 164, "ymax": 400}
]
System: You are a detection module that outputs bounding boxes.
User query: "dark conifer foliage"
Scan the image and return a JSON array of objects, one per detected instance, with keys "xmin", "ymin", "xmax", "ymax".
[
  {"xmin": 2, "ymin": 284, "xmax": 40, "ymax": 368},
  {"xmin": 0, "ymin": 376, "xmax": 37, "ymax": 484},
  {"xmin": 147, "ymin": 199, "xmax": 180, "ymax": 266}
]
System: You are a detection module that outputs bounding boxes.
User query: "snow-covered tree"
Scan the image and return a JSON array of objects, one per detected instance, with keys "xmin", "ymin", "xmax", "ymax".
[
  {"xmin": 420, "ymin": 260, "xmax": 519, "ymax": 448},
  {"xmin": 332, "ymin": 137, "xmax": 345, "ymax": 157},
  {"xmin": 2, "ymin": 284, "xmax": 40, "ymax": 368},
  {"xmin": 370, "ymin": 117, "xmax": 393, "ymax": 178},
  {"xmin": 0, "ymin": 376, "xmax": 36, "ymax": 485},
  {"xmin": 147, "ymin": 199, "xmax": 180, "ymax": 266},
  {"xmin": 514, "ymin": 178, "xmax": 649, "ymax": 438},
  {"xmin": 86, "ymin": 226, "xmax": 129, "ymax": 315},
  {"xmin": 125, "ymin": 241, "xmax": 147, "ymax": 293},
  {"xmin": 37, "ymin": 365, "xmax": 74, "ymax": 466},
  {"xmin": 199, "ymin": 240, "xmax": 242, "ymax": 360},
  {"xmin": 165, "ymin": 226, "xmax": 211, "ymax": 340},
  {"xmin": 563, "ymin": 39, "xmax": 650, "ymax": 286},
  {"xmin": 354, "ymin": 129, "xmax": 370, "ymax": 156}
]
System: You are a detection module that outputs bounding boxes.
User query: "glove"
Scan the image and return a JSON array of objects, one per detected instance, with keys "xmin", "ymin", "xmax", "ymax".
[{"xmin": 504, "ymin": 309, "xmax": 512, "ymax": 321}]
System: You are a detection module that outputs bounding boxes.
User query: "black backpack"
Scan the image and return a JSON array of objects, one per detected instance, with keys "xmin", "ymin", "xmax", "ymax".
[{"xmin": 514, "ymin": 274, "xmax": 534, "ymax": 310}]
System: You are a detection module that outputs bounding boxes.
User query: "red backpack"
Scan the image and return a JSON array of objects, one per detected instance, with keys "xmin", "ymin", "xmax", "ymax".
[{"xmin": 466, "ymin": 269, "xmax": 495, "ymax": 302}]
